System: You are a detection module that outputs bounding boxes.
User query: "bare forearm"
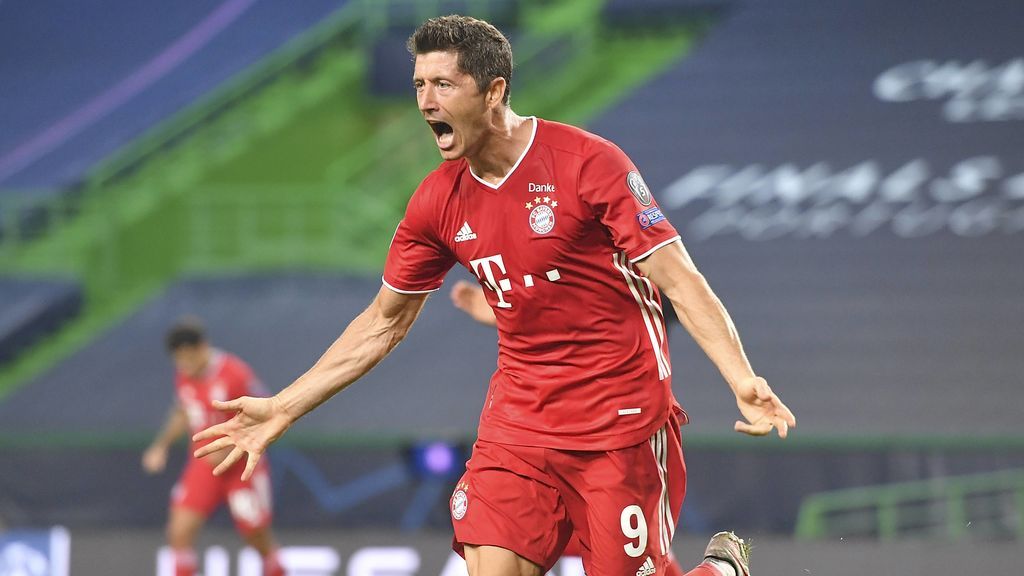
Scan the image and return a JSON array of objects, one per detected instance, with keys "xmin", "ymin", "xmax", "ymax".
[
  {"xmin": 274, "ymin": 288, "xmax": 425, "ymax": 422},
  {"xmin": 665, "ymin": 275, "xmax": 755, "ymax": 391},
  {"xmin": 637, "ymin": 241, "xmax": 794, "ymax": 438},
  {"xmin": 151, "ymin": 406, "xmax": 189, "ymax": 449},
  {"xmin": 276, "ymin": 314, "xmax": 395, "ymax": 418},
  {"xmin": 637, "ymin": 240, "xmax": 756, "ymax": 392}
]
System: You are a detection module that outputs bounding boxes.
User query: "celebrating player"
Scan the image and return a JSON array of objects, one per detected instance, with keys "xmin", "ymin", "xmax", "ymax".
[
  {"xmin": 142, "ymin": 318, "xmax": 284, "ymax": 576},
  {"xmin": 194, "ymin": 15, "xmax": 795, "ymax": 576}
]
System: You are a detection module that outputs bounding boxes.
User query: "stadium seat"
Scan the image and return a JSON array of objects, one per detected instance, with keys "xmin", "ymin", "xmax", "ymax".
[
  {"xmin": 601, "ymin": 0, "xmax": 728, "ymax": 30},
  {"xmin": 0, "ymin": 278, "xmax": 83, "ymax": 365}
]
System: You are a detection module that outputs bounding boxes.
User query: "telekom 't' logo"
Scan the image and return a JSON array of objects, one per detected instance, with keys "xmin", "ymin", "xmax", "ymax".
[
  {"xmin": 470, "ymin": 254, "xmax": 513, "ymax": 308},
  {"xmin": 469, "ymin": 254, "xmax": 563, "ymax": 310}
]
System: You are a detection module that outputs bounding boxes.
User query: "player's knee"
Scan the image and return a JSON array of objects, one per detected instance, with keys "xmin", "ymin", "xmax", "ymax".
[
  {"xmin": 166, "ymin": 517, "xmax": 200, "ymax": 548},
  {"xmin": 241, "ymin": 527, "xmax": 274, "ymax": 555}
]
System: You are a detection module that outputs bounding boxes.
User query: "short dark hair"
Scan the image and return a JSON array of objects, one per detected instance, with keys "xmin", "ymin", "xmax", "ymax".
[
  {"xmin": 165, "ymin": 316, "xmax": 207, "ymax": 352},
  {"xmin": 407, "ymin": 15, "xmax": 513, "ymax": 105}
]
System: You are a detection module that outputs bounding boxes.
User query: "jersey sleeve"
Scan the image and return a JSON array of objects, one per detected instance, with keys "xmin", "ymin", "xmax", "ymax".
[
  {"xmin": 579, "ymin": 139, "xmax": 680, "ymax": 262},
  {"xmin": 382, "ymin": 179, "xmax": 457, "ymax": 293}
]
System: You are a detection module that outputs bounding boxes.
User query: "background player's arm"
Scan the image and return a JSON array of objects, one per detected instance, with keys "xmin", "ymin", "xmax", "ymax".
[
  {"xmin": 194, "ymin": 285, "xmax": 429, "ymax": 479},
  {"xmin": 635, "ymin": 239, "xmax": 796, "ymax": 438},
  {"xmin": 450, "ymin": 280, "xmax": 497, "ymax": 326},
  {"xmin": 142, "ymin": 404, "xmax": 189, "ymax": 474}
]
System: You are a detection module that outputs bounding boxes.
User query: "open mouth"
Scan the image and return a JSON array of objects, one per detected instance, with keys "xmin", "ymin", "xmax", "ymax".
[{"xmin": 427, "ymin": 120, "xmax": 455, "ymax": 150}]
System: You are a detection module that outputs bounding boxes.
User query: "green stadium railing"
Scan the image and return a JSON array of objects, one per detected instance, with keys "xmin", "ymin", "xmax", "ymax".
[{"xmin": 795, "ymin": 468, "xmax": 1024, "ymax": 541}]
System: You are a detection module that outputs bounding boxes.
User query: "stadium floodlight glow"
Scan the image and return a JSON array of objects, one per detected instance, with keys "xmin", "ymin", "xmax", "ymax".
[{"xmin": 407, "ymin": 441, "xmax": 462, "ymax": 479}]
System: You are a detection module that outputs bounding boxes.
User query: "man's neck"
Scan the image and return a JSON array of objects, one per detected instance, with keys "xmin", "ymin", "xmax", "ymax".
[{"xmin": 467, "ymin": 110, "xmax": 533, "ymax": 186}]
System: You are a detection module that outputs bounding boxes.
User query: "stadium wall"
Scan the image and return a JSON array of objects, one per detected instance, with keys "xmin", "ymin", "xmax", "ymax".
[
  {"xmin": 3, "ymin": 528, "xmax": 1018, "ymax": 576},
  {"xmin": 2, "ymin": 443, "xmax": 1022, "ymax": 534}
]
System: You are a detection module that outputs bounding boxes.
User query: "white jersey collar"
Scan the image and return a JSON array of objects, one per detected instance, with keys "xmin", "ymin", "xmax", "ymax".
[{"xmin": 468, "ymin": 116, "xmax": 538, "ymax": 190}]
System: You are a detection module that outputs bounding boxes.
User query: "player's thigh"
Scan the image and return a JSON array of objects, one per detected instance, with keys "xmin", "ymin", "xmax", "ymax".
[
  {"xmin": 567, "ymin": 422, "xmax": 685, "ymax": 576},
  {"xmin": 452, "ymin": 440, "xmax": 574, "ymax": 572},
  {"xmin": 464, "ymin": 545, "xmax": 545, "ymax": 576},
  {"xmin": 225, "ymin": 460, "xmax": 274, "ymax": 534}
]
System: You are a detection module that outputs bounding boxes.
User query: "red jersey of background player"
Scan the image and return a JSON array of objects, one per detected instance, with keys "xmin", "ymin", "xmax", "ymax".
[
  {"xmin": 384, "ymin": 118, "xmax": 685, "ymax": 451},
  {"xmin": 176, "ymin": 350, "xmax": 264, "ymax": 453}
]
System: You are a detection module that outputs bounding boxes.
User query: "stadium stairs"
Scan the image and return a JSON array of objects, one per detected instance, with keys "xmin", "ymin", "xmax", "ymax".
[{"xmin": 0, "ymin": 279, "xmax": 82, "ymax": 366}]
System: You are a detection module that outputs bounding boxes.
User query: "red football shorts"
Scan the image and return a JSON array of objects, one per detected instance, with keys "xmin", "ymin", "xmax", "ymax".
[
  {"xmin": 171, "ymin": 456, "xmax": 273, "ymax": 535},
  {"xmin": 451, "ymin": 411, "xmax": 686, "ymax": 576}
]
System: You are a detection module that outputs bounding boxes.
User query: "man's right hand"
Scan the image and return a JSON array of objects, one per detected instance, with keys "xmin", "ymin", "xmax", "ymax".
[
  {"xmin": 192, "ymin": 395, "xmax": 292, "ymax": 481},
  {"xmin": 141, "ymin": 445, "xmax": 168, "ymax": 474}
]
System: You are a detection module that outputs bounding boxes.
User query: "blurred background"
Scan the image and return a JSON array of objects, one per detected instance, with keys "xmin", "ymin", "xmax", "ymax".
[{"xmin": 1, "ymin": 0, "xmax": 1022, "ymax": 573}]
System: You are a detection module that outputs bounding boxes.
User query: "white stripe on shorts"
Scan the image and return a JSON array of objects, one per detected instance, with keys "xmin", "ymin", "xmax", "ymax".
[{"xmin": 649, "ymin": 426, "xmax": 670, "ymax": 554}]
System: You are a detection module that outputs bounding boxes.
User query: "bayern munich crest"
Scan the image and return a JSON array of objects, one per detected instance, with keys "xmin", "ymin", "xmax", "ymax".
[
  {"xmin": 525, "ymin": 195, "xmax": 558, "ymax": 234},
  {"xmin": 451, "ymin": 489, "xmax": 468, "ymax": 520}
]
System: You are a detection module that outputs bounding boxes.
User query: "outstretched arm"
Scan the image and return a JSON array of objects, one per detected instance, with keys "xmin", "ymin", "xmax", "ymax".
[
  {"xmin": 450, "ymin": 280, "xmax": 497, "ymax": 326},
  {"xmin": 142, "ymin": 404, "xmax": 189, "ymax": 474},
  {"xmin": 635, "ymin": 239, "xmax": 796, "ymax": 438},
  {"xmin": 193, "ymin": 285, "xmax": 429, "ymax": 479}
]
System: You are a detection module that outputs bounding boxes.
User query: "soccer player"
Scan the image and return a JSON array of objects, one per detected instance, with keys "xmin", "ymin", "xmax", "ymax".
[
  {"xmin": 194, "ymin": 15, "xmax": 795, "ymax": 576},
  {"xmin": 142, "ymin": 318, "xmax": 284, "ymax": 576}
]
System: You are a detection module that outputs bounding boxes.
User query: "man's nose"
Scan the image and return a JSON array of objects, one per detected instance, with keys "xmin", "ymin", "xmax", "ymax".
[{"xmin": 418, "ymin": 85, "xmax": 437, "ymax": 111}]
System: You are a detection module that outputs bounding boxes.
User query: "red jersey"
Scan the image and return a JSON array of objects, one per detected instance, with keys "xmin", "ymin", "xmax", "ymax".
[
  {"xmin": 383, "ymin": 118, "xmax": 683, "ymax": 450},
  {"xmin": 175, "ymin": 350, "xmax": 264, "ymax": 453}
]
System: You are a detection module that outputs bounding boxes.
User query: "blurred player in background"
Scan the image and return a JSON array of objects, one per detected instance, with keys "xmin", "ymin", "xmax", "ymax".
[
  {"xmin": 194, "ymin": 15, "xmax": 795, "ymax": 576},
  {"xmin": 142, "ymin": 318, "xmax": 284, "ymax": 576}
]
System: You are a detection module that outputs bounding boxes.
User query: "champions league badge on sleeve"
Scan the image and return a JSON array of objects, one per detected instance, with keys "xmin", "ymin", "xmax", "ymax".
[
  {"xmin": 627, "ymin": 171, "xmax": 653, "ymax": 206},
  {"xmin": 637, "ymin": 207, "xmax": 666, "ymax": 229}
]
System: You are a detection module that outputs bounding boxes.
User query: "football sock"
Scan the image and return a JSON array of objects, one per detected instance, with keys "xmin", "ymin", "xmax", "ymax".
[
  {"xmin": 172, "ymin": 548, "xmax": 197, "ymax": 576},
  {"xmin": 263, "ymin": 550, "xmax": 285, "ymax": 576}
]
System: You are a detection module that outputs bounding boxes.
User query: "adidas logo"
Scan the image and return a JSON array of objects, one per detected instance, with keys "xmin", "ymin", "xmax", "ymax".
[
  {"xmin": 454, "ymin": 221, "xmax": 477, "ymax": 242},
  {"xmin": 635, "ymin": 556, "xmax": 656, "ymax": 576}
]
